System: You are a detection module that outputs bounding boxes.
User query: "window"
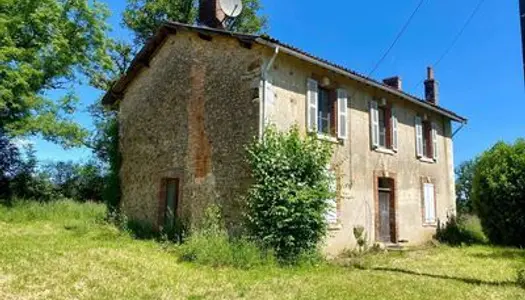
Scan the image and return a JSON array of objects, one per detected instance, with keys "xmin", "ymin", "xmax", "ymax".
[
  {"xmin": 307, "ymin": 79, "xmax": 348, "ymax": 139},
  {"xmin": 422, "ymin": 182, "xmax": 436, "ymax": 225},
  {"xmin": 318, "ymin": 87, "xmax": 333, "ymax": 135},
  {"xmin": 415, "ymin": 117, "xmax": 438, "ymax": 161},
  {"xmin": 370, "ymin": 100, "xmax": 398, "ymax": 151}
]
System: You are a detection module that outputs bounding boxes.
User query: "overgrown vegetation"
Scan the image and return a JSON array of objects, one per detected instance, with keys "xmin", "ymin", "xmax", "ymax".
[
  {"xmin": 1, "ymin": 200, "xmax": 524, "ymax": 299},
  {"xmin": 245, "ymin": 126, "xmax": 334, "ymax": 262},
  {"xmin": 179, "ymin": 205, "xmax": 275, "ymax": 269},
  {"xmin": 472, "ymin": 139, "xmax": 525, "ymax": 247},
  {"xmin": 435, "ymin": 215, "xmax": 487, "ymax": 246}
]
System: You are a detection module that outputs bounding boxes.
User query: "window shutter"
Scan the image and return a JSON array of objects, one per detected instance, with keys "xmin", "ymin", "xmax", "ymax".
[
  {"xmin": 391, "ymin": 107, "xmax": 399, "ymax": 151},
  {"xmin": 370, "ymin": 100, "xmax": 379, "ymax": 148},
  {"xmin": 325, "ymin": 169, "xmax": 338, "ymax": 224},
  {"xmin": 306, "ymin": 79, "xmax": 318, "ymax": 131},
  {"xmin": 424, "ymin": 183, "xmax": 436, "ymax": 223},
  {"xmin": 337, "ymin": 89, "xmax": 348, "ymax": 140},
  {"xmin": 415, "ymin": 116, "xmax": 423, "ymax": 158},
  {"xmin": 306, "ymin": 79, "xmax": 318, "ymax": 132},
  {"xmin": 432, "ymin": 122, "xmax": 438, "ymax": 161}
]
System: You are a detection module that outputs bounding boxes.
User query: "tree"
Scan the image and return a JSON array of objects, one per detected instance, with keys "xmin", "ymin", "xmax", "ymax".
[
  {"xmin": 472, "ymin": 140, "xmax": 525, "ymax": 247},
  {"xmin": 0, "ymin": 0, "xmax": 113, "ymax": 147},
  {"xmin": 123, "ymin": 0, "xmax": 268, "ymax": 44},
  {"xmin": 455, "ymin": 158, "xmax": 478, "ymax": 215},
  {"xmin": 0, "ymin": 130, "xmax": 21, "ymax": 199}
]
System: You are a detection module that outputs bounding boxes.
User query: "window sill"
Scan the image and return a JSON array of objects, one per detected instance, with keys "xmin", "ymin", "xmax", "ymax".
[
  {"xmin": 373, "ymin": 147, "xmax": 396, "ymax": 155},
  {"xmin": 327, "ymin": 223, "xmax": 343, "ymax": 231},
  {"xmin": 423, "ymin": 222, "xmax": 438, "ymax": 228},
  {"xmin": 418, "ymin": 157, "xmax": 436, "ymax": 164},
  {"xmin": 316, "ymin": 134, "xmax": 340, "ymax": 144}
]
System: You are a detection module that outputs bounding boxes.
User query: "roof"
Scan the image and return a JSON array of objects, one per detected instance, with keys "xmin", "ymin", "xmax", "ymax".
[{"xmin": 103, "ymin": 22, "xmax": 467, "ymax": 123}]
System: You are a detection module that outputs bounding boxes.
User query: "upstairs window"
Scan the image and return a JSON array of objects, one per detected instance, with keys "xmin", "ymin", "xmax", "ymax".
[
  {"xmin": 415, "ymin": 117, "xmax": 438, "ymax": 161},
  {"xmin": 318, "ymin": 87, "xmax": 333, "ymax": 135},
  {"xmin": 370, "ymin": 99, "xmax": 398, "ymax": 151},
  {"xmin": 307, "ymin": 79, "xmax": 348, "ymax": 140}
]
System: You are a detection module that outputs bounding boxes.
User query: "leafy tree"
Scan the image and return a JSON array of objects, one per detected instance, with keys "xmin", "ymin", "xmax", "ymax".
[
  {"xmin": 0, "ymin": 130, "xmax": 21, "ymax": 199},
  {"xmin": 123, "ymin": 0, "xmax": 268, "ymax": 44},
  {"xmin": 245, "ymin": 126, "xmax": 333, "ymax": 262},
  {"xmin": 455, "ymin": 158, "xmax": 478, "ymax": 215},
  {"xmin": 43, "ymin": 160, "xmax": 105, "ymax": 202},
  {"xmin": 472, "ymin": 140, "xmax": 525, "ymax": 247},
  {"xmin": 0, "ymin": 0, "xmax": 113, "ymax": 147}
]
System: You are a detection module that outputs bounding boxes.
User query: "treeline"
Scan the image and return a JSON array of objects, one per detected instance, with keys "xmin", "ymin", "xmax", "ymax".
[{"xmin": 1, "ymin": 131, "xmax": 104, "ymax": 203}]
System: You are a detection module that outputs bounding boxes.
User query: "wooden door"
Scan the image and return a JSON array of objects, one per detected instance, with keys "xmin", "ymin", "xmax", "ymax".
[
  {"xmin": 379, "ymin": 191, "xmax": 391, "ymax": 243},
  {"xmin": 163, "ymin": 178, "xmax": 179, "ymax": 229}
]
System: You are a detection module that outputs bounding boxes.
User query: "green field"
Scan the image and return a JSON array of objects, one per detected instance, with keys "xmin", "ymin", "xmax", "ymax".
[{"xmin": 0, "ymin": 200, "xmax": 523, "ymax": 299}]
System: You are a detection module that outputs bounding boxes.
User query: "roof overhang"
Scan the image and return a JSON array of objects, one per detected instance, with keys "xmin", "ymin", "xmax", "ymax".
[{"xmin": 102, "ymin": 22, "xmax": 467, "ymax": 124}]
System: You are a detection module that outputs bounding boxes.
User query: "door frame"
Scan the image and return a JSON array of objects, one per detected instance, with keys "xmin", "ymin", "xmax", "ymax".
[{"xmin": 374, "ymin": 171, "xmax": 398, "ymax": 243}]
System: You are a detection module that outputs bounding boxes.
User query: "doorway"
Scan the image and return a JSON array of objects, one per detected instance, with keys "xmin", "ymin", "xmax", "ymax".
[
  {"xmin": 161, "ymin": 178, "xmax": 180, "ymax": 230},
  {"xmin": 377, "ymin": 177, "xmax": 396, "ymax": 243}
]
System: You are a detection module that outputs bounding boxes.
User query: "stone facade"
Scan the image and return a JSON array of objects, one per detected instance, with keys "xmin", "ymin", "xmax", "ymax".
[
  {"xmin": 119, "ymin": 30, "xmax": 263, "ymax": 231},
  {"xmin": 116, "ymin": 26, "xmax": 461, "ymax": 254},
  {"xmin": 265, "ymin": 53, "xmax": 456, "ymax": 254}
]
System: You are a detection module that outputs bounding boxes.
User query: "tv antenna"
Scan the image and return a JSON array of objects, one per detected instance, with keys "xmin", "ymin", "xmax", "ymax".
[{"xmin": 219, "ymin": 0, "xmax": 243, "ymax": 29}]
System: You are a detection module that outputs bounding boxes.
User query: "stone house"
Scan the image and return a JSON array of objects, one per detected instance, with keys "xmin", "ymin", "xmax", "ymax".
[{"xmin": 103, "ymin": 17, "xmax": 466, "ymax": 254}]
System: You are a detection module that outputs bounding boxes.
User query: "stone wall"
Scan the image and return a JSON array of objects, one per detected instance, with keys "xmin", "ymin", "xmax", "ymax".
[{"xmin": 119, "ymin": 31, "xmax": 263, "ymax": 230}]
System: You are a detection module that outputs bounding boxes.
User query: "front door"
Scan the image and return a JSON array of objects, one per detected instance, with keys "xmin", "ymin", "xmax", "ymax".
[
  {"xmin": 378, "ymin": 191, "xmax": 391, "ymax": 243},
  {"xmin": 377, "ymin": 177, "xmax": 396, "ymax": 243}
]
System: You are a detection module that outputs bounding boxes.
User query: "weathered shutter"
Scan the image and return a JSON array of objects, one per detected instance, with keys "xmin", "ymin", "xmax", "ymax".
[
  {"xmin": 325, "ymin": 168, "xmax": 338, "ymax": 224},
  {"xmin": 306, "ymin": 79, "xmax": 318, "ymax": 132},
  {"xmin": 432, "ymin": 122, "xmax": 438, "ymax": 161},
  {"xmin": 337, "ymin": 89, "xmax": 348, "ymax": 140},
  {"xmin": 415, "ymin": 116, "xmax": 423, "ymax": 158},
  {"xmin": 424, "ymin": 183, "xmax": 436, "ymax": 223},
  {"xmin": 370, "ymin": 100, "xmax": 379, "ymax": 148},
  {"xmin": 391, "ymin": 107, "xmax": 399, "ymax": 151}
]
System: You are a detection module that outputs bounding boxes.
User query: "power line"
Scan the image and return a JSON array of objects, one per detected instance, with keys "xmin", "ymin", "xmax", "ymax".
[
  {"xmin": 368, "ymin": 0, "xmax": 426, "ymax": 78},
  {"xmin": 413, "ymin": 0, "xmax": 487, "ymax": 90}
]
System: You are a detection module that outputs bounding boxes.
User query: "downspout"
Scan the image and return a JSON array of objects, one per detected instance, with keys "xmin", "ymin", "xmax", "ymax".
[{"xmin": 260, "ymin": 46, "xmax": 280, "ymax": 139}]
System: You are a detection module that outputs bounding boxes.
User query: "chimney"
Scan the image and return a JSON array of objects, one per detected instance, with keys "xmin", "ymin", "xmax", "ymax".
[
  {"xmin": 383, "ymin": 76, "xmax": 402, "ymax": 90},
  {"xmin": 199, "ymin": 0, "xmax": 226, "ymax": 29},
  {"xmin": 424, "ymin": 66, "xmax": 439, "ymax": 105}
]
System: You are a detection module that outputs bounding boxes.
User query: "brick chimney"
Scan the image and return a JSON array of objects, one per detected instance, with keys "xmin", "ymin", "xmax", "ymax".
[
  {"xmin": 199, "ymin": 0, "xmax": 226, "ymax": 29},
  {"xmin": 383, "ymin": 76, "xmax": 402, "ymax": 90},
  {"xmin": 424, "ymin": 67, "xmax": 439, "ymax": 105}
]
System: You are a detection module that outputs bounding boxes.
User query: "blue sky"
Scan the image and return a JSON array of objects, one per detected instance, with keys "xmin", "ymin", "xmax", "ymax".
[{"xmin": 34, "ymin": 0, "xmax": 524, "ymax": 166}]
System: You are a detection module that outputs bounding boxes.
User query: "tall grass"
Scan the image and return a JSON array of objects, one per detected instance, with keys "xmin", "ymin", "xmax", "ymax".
[{"xmin": 0, "ymin": 199, "xmax": 106, "ymax": 224}]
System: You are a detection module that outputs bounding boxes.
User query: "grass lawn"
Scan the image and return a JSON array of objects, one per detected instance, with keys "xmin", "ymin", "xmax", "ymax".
[{"xmin": 0, "ymin": 201, "xmax": 524, "ymax": 299}]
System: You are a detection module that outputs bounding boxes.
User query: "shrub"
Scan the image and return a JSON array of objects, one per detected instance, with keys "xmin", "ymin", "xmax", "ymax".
[
  {"xmin": 517, "ymin": 268, "xmax": 525, "ymax": 289},
  {"xmin": 245, "ymin": 126, "xmax": 334, "ymax": 262},
  {"xmin": 179, "ymin": 205, "xmax": 275, "ymax": 268},
  {"xmin": 435, "ymin": 215, "xmax": 487, "ymax": 246},
  {"xmin": 472, "ymin": 140, "xmax": 525, "ymax": 247}
]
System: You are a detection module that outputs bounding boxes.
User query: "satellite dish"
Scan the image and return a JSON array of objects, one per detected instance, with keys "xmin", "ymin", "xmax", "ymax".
[{"xmin": 219, "ymin": 0, "xmax": 243, "ymax": 18}]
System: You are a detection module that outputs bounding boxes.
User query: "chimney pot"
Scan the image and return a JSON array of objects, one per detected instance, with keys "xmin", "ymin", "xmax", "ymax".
[
  {"xmin": 427, "ymin": 67, "xmax": 434, "ymax": 80},
  {"xmin": 383, "ymin": 76, "xmax": 402, "ymax": 90}
]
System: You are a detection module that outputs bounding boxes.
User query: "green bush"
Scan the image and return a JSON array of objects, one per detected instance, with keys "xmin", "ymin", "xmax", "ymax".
[
  {"xmin": 179, "ymin": 205, "xmax": 275, "ymax": 268},
  {"xmin": 472, "ymin": 140, "xmax": 525, "ymax": 247},
  {"xmin": 435, "ymin": 215, "xmax": 487, "ymax": 246},
  {"xmin": 245, "ymin": 126, "xmax": 333, "ymax": 262}
]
